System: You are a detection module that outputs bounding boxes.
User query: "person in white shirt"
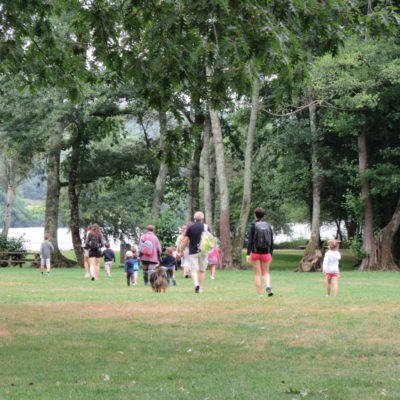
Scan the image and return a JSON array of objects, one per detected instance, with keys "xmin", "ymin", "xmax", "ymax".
[{"xmin": 322, "ymin": 239, "xmax": 341, "ymax": 297}]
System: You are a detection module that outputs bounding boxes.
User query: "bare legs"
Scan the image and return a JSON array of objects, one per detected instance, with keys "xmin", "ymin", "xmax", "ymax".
[
  {"xmin": 182, "ymin": 265, "xmax": 190, "ymax": 277},
  {"xmin": 190, "ymin": 270, "xmax": 205, "ymax": 289},
  {"xmin": 326, "ymin": 276, "xmax": 338, "ymax": 296},
  {"xmin": 210, "ymin": 264, "xmax": 216, "ymax": 279},
  {"xmin": 84, "ymin": 255, "xmax": 89, "ymax": 275},
  {"xmin": 253, "ymin": 259, "xmax": 271, "ymax": 296},
  {"xmin": 90, "ymin": 257, "xmax": 100, "ymax": 280}
]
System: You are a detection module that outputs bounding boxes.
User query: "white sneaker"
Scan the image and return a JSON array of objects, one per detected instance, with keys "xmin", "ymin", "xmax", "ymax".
[
  {"xmin": 85, "ymin": 272, "xmax": 90, "ymax": 278},
  {"xmin": 210, "ymin": 276, "xmax": 215, "ymax": 280},
  {"xmin": 199, "ymin": 286, "xmax": 203, "ymax": 293}
]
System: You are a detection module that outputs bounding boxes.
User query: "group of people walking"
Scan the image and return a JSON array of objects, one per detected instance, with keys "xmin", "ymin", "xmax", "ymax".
[
  {"xmin": 79, "ymin": 208, "xmax": 276, "ymax": 296},
  {"xmin": 40, "ymin": 206, "xmax": 342, "ymax": 297}
]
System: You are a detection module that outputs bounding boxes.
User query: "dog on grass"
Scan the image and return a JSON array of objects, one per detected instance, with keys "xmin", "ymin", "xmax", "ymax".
[{"xmin": 150, "ymin": 266, "xmax": 169, "ymax": 292}]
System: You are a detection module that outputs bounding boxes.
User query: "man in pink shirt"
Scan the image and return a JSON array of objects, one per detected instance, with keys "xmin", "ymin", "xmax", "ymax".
[{"xmin": 138, "ymin": 225, "xmax": 162, "ymax": 285}]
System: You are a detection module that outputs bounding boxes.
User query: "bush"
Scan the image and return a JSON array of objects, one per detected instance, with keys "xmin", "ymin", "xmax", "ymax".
[
  {"xmin": 0, "ymin": 234, "xmax": 27, "ymax": 267},
  {"xmin": 0, "ymin": 234, "xmax": 26, "ymax": 252},
  {"xmin": 348, "ymin": 235, "xmax": 365, "ymax": 262},
  {"xmin": 153, "ymin": 209, "xmax": 181, "ymax": 249}
]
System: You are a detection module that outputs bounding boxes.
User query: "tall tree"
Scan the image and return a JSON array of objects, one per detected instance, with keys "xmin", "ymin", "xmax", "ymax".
[
  {"xmin": 314, "ymin": 37, "xmax": 400, "ymax": 270},
  {"xmin": 231, "ymin": 77, "xmax": 260, "ymax": 267}
]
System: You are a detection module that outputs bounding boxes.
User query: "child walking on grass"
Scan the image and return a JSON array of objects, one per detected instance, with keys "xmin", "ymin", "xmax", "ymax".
[
  {"xmin": 161, "ymin": 247, "xmax": 177, "ymax": 286},
  {"xmin": 124, "ymin": 249, "xmax": 140, "ymax": 286},
  {"xmin": 322, "ymin": 239, "xmax": 341, "ymax": 297},
  {"xmin": 102, "ymin": 242, "xmax": 115, "ymax": 277},
  {"xmin": 40, "ymin": 233, "xmax": 54, "ymax": 277}
]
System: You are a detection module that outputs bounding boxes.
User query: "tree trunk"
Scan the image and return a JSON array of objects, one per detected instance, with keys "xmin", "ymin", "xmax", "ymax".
[
  {"xmin": 210, "ymin": 146, "xmax": 217, "ymax": 225},
  {"xmin": 44, "ymin": 132, "xmax": 76, "ymax": 267},
  {"xmin": 374, "ymin": 196, "xmax": 400, "ymax": 271},
  {"xmin": 203, "ymin": 112, "xmax": 214, "ymax": 230},
  {"xmin": 358, "ymin": 131, "xmax": 377, "ymax": 270},
  {"xmin": 1, "ymin": 159, "xmax": 15, "ymax": 237},
  {"xmin": 344, "ymin": 219, "xmax": 359, "ymax": 240},
  {"xmin": 186, "ymin": 114, "xmax": 204, "ymax": 221},
  {"xmin": 151, "ymin": 110, "xmax": 168, "ymax": 217},
  {"xmin": 206, "ymin": 82, "xmax": 232, "ymax": 267},
  {"xmin": 232, "ymin": 78, "xmax": 260, "ymax": 268},
  {"xmin": 68, "ymin": 140, "xmax": 84, "ymax": 268},
  {"xmin": 334, "ymin": 219, "xmax": 343, "ymax": 242},
  {"xmin": 299, "ymin": 99, "xmax": 323, "ymax": 271}
]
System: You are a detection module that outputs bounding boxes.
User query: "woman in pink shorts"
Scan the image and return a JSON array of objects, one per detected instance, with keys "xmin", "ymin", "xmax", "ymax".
[{"xmin": 246, "ymin": 207, "xmax": 274, "ymax": 298}]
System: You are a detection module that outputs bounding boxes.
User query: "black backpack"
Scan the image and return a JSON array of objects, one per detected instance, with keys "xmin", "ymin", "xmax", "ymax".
[
  {"xmin": 88, "ymin": 236, "xmax": 102, "ymax": 251},
  {"xmin": 253, "ymin": 221, "xmax": 272, "ymax": 251}
]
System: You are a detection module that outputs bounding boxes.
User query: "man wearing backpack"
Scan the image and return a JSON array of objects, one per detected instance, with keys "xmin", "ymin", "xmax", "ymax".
[
  {"xmin": 247, "ymin": 207, "xmax": 274, "ymax": 298},
  {"xmin": 138, "ymin": 225, "xmax": 162, "ymax": 285},
  {"xmin": 178, "ymin": 211, "xmax": 212, "ymax": 293}
]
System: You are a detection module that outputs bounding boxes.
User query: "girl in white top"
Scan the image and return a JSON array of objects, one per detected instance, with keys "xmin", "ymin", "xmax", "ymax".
[{"xmin": 322, "ymin": 239, "xmax": 341, "ymax": 297}]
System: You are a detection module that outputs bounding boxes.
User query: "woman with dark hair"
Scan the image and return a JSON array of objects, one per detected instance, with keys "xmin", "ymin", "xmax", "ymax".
[
  {"xmin": 85, "ymin": 223, "xmax": 105, "ymax": 281},
  {"xmin": 247, "ymin": 207, "xmax": 274, "ymax": 298}
]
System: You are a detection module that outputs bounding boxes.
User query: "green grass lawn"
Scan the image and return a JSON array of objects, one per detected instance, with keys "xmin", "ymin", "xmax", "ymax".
[{"xmin": 1, "ymin": 251, "xmax": 399, "ymax": 399}]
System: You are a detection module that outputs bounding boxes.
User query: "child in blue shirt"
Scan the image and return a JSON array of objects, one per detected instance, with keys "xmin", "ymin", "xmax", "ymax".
[
  {"xmin": 124, "ymin": 249, "xmax": 140, "ymax": 286},
  {"xmin": 161, "ymin": 247, "xmax": 177, "ymax": 286},
  {"xmin": 102, "ymin": 242, "xmax": 116, "ymax": 277}
]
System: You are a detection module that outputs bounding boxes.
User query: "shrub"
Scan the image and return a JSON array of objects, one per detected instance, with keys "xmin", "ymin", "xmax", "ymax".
[
  {"xmin": 0, "ymin": 234, "xmax": 26, "ymax": 252},
  {"xmin": 0, "ymin": 234, "xmax": 27, "ymax": 267}
]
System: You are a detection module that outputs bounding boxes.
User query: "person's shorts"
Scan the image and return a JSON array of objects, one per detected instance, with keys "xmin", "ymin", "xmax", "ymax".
[
  {"xmin": 325, "ymin": 272, "xmax": 340, "ymax": 279},
  {"xmin": 104, "ymin": 261, "xmax": 112, "ymax": 270},
  {"xmin": 250, "ymin": 253, "xmax": 272, "ymax": 263},
  {"xmin": 133, "ymin": 270, "xmax": 139, "ymax": 278},
  {"xmin": 189, "ymin": 252, "xmax": 208, "ymax": 272},
  {"xmin": 83, "ymin": 249, "xmax": 89, "ymax": 257},
  {"xmin": 40, "ymin": 258, "xmax": 50, "ymax": 267},
  {"xmin": 89, "ymin": 249, "xmax": 102, "ymax": 258}
]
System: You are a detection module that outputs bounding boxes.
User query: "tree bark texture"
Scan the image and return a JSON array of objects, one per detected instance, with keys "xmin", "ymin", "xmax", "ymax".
[
  {"xmin": 232, "ymin": 78, "xmax": 260, "ymax": 267},
  {"xmin": 358, "ymin": 131, "xmax": 377, "ymax": 270},
  {"xmin": 299, "ymin": 100, "xmax": 323, "ymax": 271},
  {"xmin": 151, "ymin": 110, "xmax": 168, "ymax": 217},
  {"xmin": 45, "ymin": 132, "xmax": 76, "ymax": 267},
  {"xmin": 372, "ymin": 196, "xmax": 400, "ymax": 271},
  {"xmin": 1, "ymin": 159, "xmax": 15, "ymax": 237},
  {"xmin": 202, "ymin": 112, "xmax": 214, "ymax": 230},
  {"xmin": 207, "ymin": 101, "xmax": 232, "ymax": 269},
  {"xmin": 68, "ymin": 138, "xmax": 84, "ymax": 268}
]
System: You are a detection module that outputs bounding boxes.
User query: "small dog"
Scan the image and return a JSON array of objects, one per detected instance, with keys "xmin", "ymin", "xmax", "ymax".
[{"xmin": 150, "ymin": 266, "xmax": 169, "ymax": 292}]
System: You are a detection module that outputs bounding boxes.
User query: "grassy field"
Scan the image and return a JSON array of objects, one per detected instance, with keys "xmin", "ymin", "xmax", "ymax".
[{"xmin": 1, "ymin": 251, "xmax": 399, "ymax": 399}]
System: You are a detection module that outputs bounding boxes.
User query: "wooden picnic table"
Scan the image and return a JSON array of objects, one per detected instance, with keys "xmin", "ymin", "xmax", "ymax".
[{"xmin": 0, "ymin": 251, "xmax": 41, "ymax": 267}]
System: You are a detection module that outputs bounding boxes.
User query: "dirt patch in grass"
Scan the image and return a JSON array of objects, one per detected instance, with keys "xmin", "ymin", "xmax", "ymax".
[
  {"xmin": 0, "ymin": 326, "xmax": 11, "ymax": 337},
  {"xmin": 0, "ymin": 281, "xmax": 20, "ymax": 286}
]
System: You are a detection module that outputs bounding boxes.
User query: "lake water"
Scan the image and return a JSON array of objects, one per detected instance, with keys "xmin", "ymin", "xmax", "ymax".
[{"xmin": 8, "ymin": 223, "xmax": 339, "ymax": 251}]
